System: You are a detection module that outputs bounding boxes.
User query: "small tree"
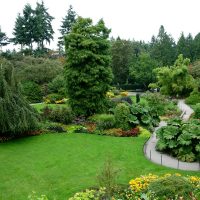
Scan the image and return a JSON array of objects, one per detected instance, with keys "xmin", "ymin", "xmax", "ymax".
[
  {"xmin": 0, "ymin": 58, "xmax": 38, "ymax": 136},
  {"xmin": 65, "ymin": 17, "xmax": 113, "ymax": 116},
  {"xmin": 153, "ymin": 54, "xmax": 194, "ymax": 96},
  {"xmin": 0, "ymin": 27, "xmax": 9, "ymax": 50}
]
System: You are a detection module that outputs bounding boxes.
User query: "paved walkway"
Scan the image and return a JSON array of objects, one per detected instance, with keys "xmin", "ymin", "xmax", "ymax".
[{"xmin": 144, "ymin": 100, "xmax": 200, "ymax": 171}]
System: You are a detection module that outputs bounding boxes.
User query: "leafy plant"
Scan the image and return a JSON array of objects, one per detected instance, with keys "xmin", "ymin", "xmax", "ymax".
[
  {"xmin": 91, "ymin": 114, "xmax": 115, "ymax": 130},
  {"xmin": 156, "ymin": 118, "xmax": 200, "ymax": 162},
  {"xmin": 114, "ymin": 103, "xmax": 130, "ymax": 130},
  {"xmin": 148, "ymin": 175, "xmax": 195, "ymax": 200}
]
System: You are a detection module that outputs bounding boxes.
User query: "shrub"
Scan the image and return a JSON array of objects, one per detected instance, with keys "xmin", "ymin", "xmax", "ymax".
[
  {"xmin": 156, "ymin": 118, "xmax": 200, "ymax": 162},
  {"xmin": 102, "ymin": 128, "xmax": 123, "ymax": 137},
  {"xmin": 194, "ymin": 103, "xmax": 200, "ymax": 118},
  {"xmin": 21, "ymin": 81, "xmax": 43, "ymax": 103},
  {"xmin": 121, "ymin": 127, "xmax": 140, "ymax": 137},
  {"xmin": 138, "ymin": 126, "xmax": 151, "ymax": 138},
  {"xmin": 148, "ymin": 175, "xmax": 195, "ymax": 200},
  {"xmin": 114, "ymin": 103, "xmax": 130, "ymax": 130},
  {"xmin": 91, "ymin": 114, "xmax": 115, "ymax": 130},
  {"xmin": 44, "ymin": 93, "xmax": 64, "ymax": 104},
  {"xmin": 69, "ymin": 188, "xmax": 106, "ymax": 200},
  {"xmin": 185, "ymin": 88, "xmax": 200, "ymax": 105},
  {"xmin": 143, "ymin": 91, "xmax": 168, "ymax": 115},
  {"xmin": 120, "ymin": 91, "xmax": 128, "ymax": 96},
  {"xmin": 49, "ymin": 107, "xmax": 74, "ymax": 124}
]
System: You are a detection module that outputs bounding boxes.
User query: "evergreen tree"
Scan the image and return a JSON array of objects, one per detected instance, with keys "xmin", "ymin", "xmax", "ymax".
[
  {"xmin": 58, "ymin": 5, "xmax": 76, "ymax": 53},
  {"xmin": 0, "ymin": 58, "xmax": 38, "ymax": 136},
  {"xmin": 193, "ymin": 33, "xmax": 200, "ymax": 60},
  {"xmin": 12, "ymin": 14, "xmax": 26, "ymax": 50},
  {"xmin": 177, "ymin": 33, "xmax": 194, "ymax": 61},
  {"xmin": 65, "ymin": 17, "xmax": 113, "ymax": 116},
  {"xmin": 150, "ymin": 25, "xmax": 177, "ymax": 66},
  {"xmin": 34, "ymin": 1, "xmax": 54, "ymax": 49},
  {"xmin": 111, "ymin": 37, "xmax": 134, "ymax": 84},
  {"xmin": 0, "ymin": 27, "xmax": 9, "ymax": 50},
  {"xmin": 12, "ymin": 4, "xmax": 35, "ymax": 50}
]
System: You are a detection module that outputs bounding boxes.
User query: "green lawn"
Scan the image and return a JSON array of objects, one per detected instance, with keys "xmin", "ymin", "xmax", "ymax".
[
  {"xmin": 32, "ymin": 103, "xmax": 68, "ymax": 112},
  {"xmin": 0, "ymin": 133, "xmax": 199, "ymax": 199}
]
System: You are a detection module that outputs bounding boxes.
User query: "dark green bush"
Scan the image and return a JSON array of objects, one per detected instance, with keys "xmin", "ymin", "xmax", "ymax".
[
  {"xmin": 148, "ymin": 175, "xmax": 194, "ymax": 200},
  {"xmin": 185, "ymin": 88, "xmax": 200, "ymax": 105},
  {"xmin": 114, "ymin": 103, "xmax": 130, "ymax": 130},
  {"xmin": 49, "ymin": 107, "xmax": 74, "ymax": 124},
  {"xmin": 194, "ymin": 103, "xmax": 200, "ymax": 119},
  {"xmin": 92, "ymin": 114, "xmax": 116, "ymax": 130},
  {"xmin": 21, "ymin": 81, "xmax": 42, "ymax": 103}
]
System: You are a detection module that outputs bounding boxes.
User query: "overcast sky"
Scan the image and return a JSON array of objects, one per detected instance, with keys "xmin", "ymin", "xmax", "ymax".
[{"xmin": 1, "ymin": 0, "xmax": 200, "ymax": 50}]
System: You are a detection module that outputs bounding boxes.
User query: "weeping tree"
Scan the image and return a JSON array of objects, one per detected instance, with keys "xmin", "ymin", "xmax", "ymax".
[{"xmin": 0, "ymin": 58, "xmax": 38, "ymax": 137}]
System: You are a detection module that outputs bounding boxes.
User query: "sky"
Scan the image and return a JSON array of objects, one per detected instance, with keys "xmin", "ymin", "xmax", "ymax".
[{"xmin": 1, "ymin": 0, "xmax": 200, "ymax": 51}]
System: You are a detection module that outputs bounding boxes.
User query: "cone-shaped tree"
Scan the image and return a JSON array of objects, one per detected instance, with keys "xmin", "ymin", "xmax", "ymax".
[
  {"xmin": 65, "ymin": 17, "xmax": 113, "ymax": 116},
  {"xmin": 0, "ymin": 58, "xmax": 38, "ymax": 137}
]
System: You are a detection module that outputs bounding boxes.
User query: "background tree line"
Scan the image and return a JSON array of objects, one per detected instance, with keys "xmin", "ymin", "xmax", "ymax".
[{"xmin": 0, "ymin": 2, "xmax": 200, "ymax": 95}]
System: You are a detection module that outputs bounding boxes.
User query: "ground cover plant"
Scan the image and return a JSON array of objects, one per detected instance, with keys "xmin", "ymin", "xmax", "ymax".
[{"xmin": 0, "ymin": 133, "xmax": 199, "ymax": 200}]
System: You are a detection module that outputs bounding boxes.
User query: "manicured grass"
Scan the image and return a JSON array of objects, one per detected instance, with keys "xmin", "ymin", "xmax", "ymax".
[
  {"xmin": 0, "ymin": 133, "xmax": 199, "ymax": 199},
  {"xmin": 32, "ymin": 103, "xmax": 68, "ymax": 112},
  {"xmin": 131, "ymin": 95, "xmax": 148, "ymax": 105}
]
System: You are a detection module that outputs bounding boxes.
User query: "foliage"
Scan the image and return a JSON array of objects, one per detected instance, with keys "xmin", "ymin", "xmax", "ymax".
[
  {"xmin": 153, "ymin": 54, "xmax": 195, "ymax": 96},
  {"xmin": 156, "ymin": 118, "xmax": 200, "ymax": 162},
  {"xmin": 65, "ymin": 17, "xmax": 113, "ymax": 116},
  {"xmin": 14, "ymin": 56, "xmax": 63, "ymax": 85},
  {"xmin": 90, "ymin": 114, "xmax": 115, "ymax": 130},
  {"xmin": 12, "ymin": 1, "xmax": 54, "ymax": 51},
  {"xmin": 128, "ymin": 103, "xmax": 160, "ymax": 129},
  {"xmin": 190, "ymin": 60, "xmax": 200, "ymax": 79},
  {"xmin": 143, "ymin": 91, "xmax": 179, "ymax": 117},
  {"xmin": 114, "ymin": 103, "xmax": 130, "ymax": 130},
  {"xmin": 185, "ymin": 88, "xmax": 200, "ymax": 105},
  {"xmin": 21, "ymin": 81, "xmax": 42, "ymax": 103},
  {"xmin": 194, "ymin": 103, "xmax": 200, "ymax": 119},
  {"xmin": 150, "ymin": 25, "xmax": 177, "ymax": 66},
  {"xmin": 177, "ymin": 33, "xmax": 194, "ymax": 61},
  {"xmin": 58, "ymin": 5, "xmax": 77, "ymax": 53},
  {"xmin": 0, "ymin": 58, "xmax": 38, "ymax": 136},
  {"xmin": 138, "ymin": 126, "xmax": 151, "ymax": 138},
  {"xmin": 69, "ymin": 188, "xmax": 106, "ymax": 200},
  {"xmin": 130, "ymin": 53, "xmax": 158, "ymax": 90},
  {"xmin": 0, "ymin": 27, "xmax": 9, "ymax": 48},
  {"xmin": 148, "ymin": 174, "xmax": 195, "ymax": 199},
  {"xmin": 48, "ymin": 107, "xmax": 74, "ymax": 124},
  {"xmin": 97, "ymin": 158, "xmax": 119, "ymax": 198},
  {"xmin": 28, "ymin": 191, "xmax": 48, "ymax": 200},
  {"xmin": 44, "ymin": 93, "xmax": 64, "ymax": 104},
  {"xmin": 111, "ymin": 37, "xmax": 134, "ymax": 84},
  {"xmin": 48, "ymin": 74, "xmax": 65, "ymax": 95}
]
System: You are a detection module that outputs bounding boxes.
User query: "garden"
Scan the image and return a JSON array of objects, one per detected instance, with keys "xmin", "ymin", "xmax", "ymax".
[{"xmin": 0, "ymin": 5, "xmax": 200, "ymax": 200}]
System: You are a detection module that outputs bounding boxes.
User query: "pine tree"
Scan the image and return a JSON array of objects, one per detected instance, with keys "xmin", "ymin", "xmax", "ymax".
[
  {"xmin": 0, "ymin": 27, "xmax": 9, "ymax": 50},
  {"xmin": 65, "ymin": 17, "xmax": 113, "ymax": 116},
  {"xmin": 0, "ymin": 58, "xmax": 38, "ymax": 137},
  {"xmin": 150, "ymin": 25, "xmax": 177, "ymax": 66},
  {"xmin": 34, "ymin": 1, "xmax": 54, "ymax": 50},
  {"xmin": 58, "ymin": 5, "xmax": 76, "ymax": 54},
  {"xmin": 12, "ymin": 4, "xmax": 35, "ymax": 50}
]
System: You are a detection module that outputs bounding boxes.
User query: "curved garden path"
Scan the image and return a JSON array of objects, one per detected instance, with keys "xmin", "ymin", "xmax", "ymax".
[{"xmin": 144, "ymin": 100, "xmax": 199, "ymax": 171}]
